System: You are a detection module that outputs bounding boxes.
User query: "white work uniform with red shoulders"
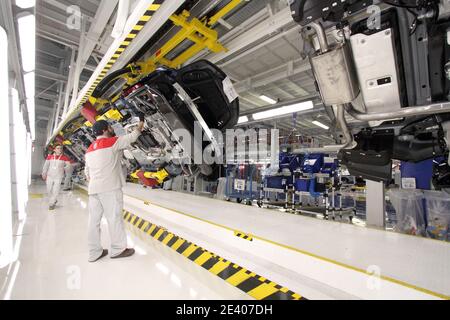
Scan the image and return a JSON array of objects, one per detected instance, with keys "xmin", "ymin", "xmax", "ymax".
[
  {"xmin": 84, "ymin": 129, "xmax": 140, "ymax": 262},
  {"xmin": 42, "ymin": 154, "xmax": 71, "ymax": 206}
]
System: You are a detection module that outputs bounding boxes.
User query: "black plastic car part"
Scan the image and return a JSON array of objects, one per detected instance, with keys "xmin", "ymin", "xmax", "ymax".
[
  {"xmin": 133, "ymin": 60, "xmax": 239, "ymax": 133},
  {"xmin": 433, "ymin": 159, "xmax": 450, "ymax": 189},
  {"xmin": 338, "ymin": 129, "xmax": 395, "ymax": 183},
  {"xmin": 92, "ymin": 66, "xmax": 135, "ymax": 99},
  {"xmin": 289, "ymin": 0, "xmax": 374, "ymax": 26},
  {"xmin": 338, "ymin": 115, "xmax": 448, "ymax": 182}
]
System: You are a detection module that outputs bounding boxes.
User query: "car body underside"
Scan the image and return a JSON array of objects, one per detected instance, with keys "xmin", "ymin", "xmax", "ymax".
[
  {"xmin": 52, "ymin": 0, "xmax": 450, "ymax": 189},
  {"xmin": 60, "ymin": 60, "xmax": 239, "ymax": 187},
  {"xmin": 289, "ymin": 0, "xmax": 450, "ymax": 188}
]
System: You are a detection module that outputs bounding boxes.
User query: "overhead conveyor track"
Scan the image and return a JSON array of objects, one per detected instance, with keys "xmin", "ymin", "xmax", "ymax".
[
  {"xmin": 46, "ymin": 0, "xmax": 247, "ymax": 148},
  {"xmin": 47, "ymin": 0, "xmax": 181, "ymax": 145}
]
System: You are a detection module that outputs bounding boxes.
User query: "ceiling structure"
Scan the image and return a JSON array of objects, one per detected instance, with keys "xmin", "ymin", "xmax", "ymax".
[
  {"xmin": 36, "ymin": 0, "xmax": 130, "ymax": 133},
  {"xmin": 35, "ymin": 0, "xmax": 336, "ymax": 145}
]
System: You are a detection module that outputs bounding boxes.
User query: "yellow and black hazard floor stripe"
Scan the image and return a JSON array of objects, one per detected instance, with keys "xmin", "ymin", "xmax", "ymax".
[
  {"xmin": 80, "ymin": 0, "xmax": 165, "ymax": 107},
  {"xmin": 122, "ymin": 210, "xmax": 306, "ymax": 300},
  {"xmin": 234, "ymin": 231, "xmax": 253, "ymax": 241}
]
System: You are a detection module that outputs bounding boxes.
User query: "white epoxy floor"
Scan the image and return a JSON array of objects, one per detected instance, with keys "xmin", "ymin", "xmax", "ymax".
[
  {"xmin": 122, "ymin": 184, "xmax": 450, "ymax": 297},
  {"xmin": 0, "ymin": 185, "xmax": 252, "ymax": 300}
]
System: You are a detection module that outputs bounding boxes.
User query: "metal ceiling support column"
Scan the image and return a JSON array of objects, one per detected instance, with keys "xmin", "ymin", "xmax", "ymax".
[
  {"xmin": 62, "ymin": 47, "xmax": 76, "ymax": 117},
  {"xmin": 81, "ymin": 0, "xmax": 119, "ymax": 69},
  {"xmin": 111, "ymin": 0, "xmax": 129, "ymax": 39},
  {"xmin": 0, "ymin": 0, "xmax": 29, "ymax": 131},
  {"xmin": 48, "ymin": 0, "xmax": 188, "ymax": 146},
  {"xmin": 52, "ymin": 82, "xmax": 64, "ymax": 132},
  {"xmin": 271, "ymin": 123, "xmax": 279, "ymax": 171},
  {"xmin": 366, "ymin": 181, "xmax": 386, "ymax": 229},
  {"xmin": 69, "ymin": 17, "xmax": 86, "ymax": 110},
  {"xmin": 51, "ymin": 60, "xmax": 66, "ymax": 136},
  {"xmin": 47, "ymin": 98, "xmax": 57, "ymax": 139}
]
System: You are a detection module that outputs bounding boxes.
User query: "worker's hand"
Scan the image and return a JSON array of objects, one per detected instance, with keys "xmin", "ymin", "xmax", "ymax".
[
  {"xmin": 137, "ymin": 112, "xmax": 145, "ymax": 122},
  {"xmin": 42, "ymin": 174, "xmax": 47, "ymax": 181}
]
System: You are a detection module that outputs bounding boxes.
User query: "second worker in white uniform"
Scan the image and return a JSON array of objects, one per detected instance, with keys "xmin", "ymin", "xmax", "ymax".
[
  {"xmin": 85, "ymin": 116, "xmax": 144, "ymax": 262},
  {"xmin": 42, "ymin": 145, "xmax": 71, "ymax": 210}
]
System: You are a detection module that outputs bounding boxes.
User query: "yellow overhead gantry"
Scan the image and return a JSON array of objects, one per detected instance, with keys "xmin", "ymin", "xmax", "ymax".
[{"xmin": 54, "ymin": 0, "xmax": 245, "ymax": 142}]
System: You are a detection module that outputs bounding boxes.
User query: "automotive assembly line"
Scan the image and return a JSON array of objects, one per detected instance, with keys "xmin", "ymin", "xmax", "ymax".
[{"xmin": 1, "ymin": 0, "xmax": 450, "ymax": 301}]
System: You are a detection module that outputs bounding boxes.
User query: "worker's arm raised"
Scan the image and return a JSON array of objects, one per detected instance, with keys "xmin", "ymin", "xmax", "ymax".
[{"xmin": 112, "ymin": 113, "xmax": 145, "ymax": 152}]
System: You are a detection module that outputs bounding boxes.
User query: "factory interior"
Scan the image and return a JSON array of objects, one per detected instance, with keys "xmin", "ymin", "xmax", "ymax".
[{"xmin": 1, "ymin": 0, "xmax": 450, "ymax": 302}]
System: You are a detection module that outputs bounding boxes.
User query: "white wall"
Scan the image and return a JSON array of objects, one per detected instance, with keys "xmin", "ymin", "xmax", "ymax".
[{"xmin": 31, "ymin": 128, "xmax": 47, "ymax": 178}]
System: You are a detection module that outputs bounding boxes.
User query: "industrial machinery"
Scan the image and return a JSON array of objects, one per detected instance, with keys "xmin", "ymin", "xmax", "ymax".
[
  {"xmin": 260, "ymin": 152, "xmax": 358, "ymax": 220},
  {"xmin": 45, "ymin": 1, "xmax": 249, "ymax": 188},
  {"xmin": 54, "ymin": 60, "xmax": 239, "ymax": 187},
  {"xmin": 289, "ymin": 0, "xmax": 450, "ymax": 187}
]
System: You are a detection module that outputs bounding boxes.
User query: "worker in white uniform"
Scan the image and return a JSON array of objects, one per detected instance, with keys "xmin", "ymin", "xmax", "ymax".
[
  {"xmin": 85, "ymin": 117, "xmax": 144, "ymax": 262},
  {"xmin": 42, "ymin": 145, "xmax": 71, "ymax": 210}
]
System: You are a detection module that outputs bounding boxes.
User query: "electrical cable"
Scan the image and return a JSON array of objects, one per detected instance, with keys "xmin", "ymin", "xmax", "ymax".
[{"xmin": 380, "ymin": 0, "xmax": 428, "ymax": 35}]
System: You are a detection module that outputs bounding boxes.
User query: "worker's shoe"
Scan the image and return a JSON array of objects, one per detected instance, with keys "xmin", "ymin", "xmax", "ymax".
[
  {"xmin": 89, "ymin": 249, "xmax": 109, "ymax": 263},
  {"xmin": 49, "ymin": 205, "xmax": 56, "ymax": 211},
  {"xmin": 111, "ymin": 248, "xmax": 135, "ymax": 259}
]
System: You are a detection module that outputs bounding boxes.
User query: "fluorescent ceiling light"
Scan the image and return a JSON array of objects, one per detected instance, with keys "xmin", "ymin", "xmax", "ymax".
[
  {"xmin": 17, "ymin": 14, "xmax": 35, "ymax": 72},
  {"xmin": 24, "ymin": 71, "xmax": 34, "ymax": 99},
  {"xmin": 15, "ymin": 0, "xmax": 36, "ymax": 8},
  {"xmin": 259, "ymin": 95, "xmax": 277, "ymax": 105},
  {"xmin": 252, "ymin": 101, "xmax": 314, "ymax": 120},
  {"xmin": 238, "ymin": 116, "xmax": 248, "ymax": 124},
  {"xmin": 312, "ymin": 120, "xmax": 329, "ymax": 130}
]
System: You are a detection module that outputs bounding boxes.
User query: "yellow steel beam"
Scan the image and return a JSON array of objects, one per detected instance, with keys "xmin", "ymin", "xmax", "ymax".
[
  {"xmin": 170, "ymin": 42, "xmax": 206, "ymax": 67},
  {"xmin": 137, "ymin": 9, "xmax": 228, "ymax": 75},
  {"xmin": 82, "ymin": 4, "xmax": 244, "ymax": 130},
  {"xmin": 208, "ymin": 0, "xmax": 244, "ymax": 26}
]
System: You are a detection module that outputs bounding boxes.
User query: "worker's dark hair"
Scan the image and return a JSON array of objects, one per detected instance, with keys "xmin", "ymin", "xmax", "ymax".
[{"xmin": 92, "ymin": 120, "xmax": 110, "ymax": 137}]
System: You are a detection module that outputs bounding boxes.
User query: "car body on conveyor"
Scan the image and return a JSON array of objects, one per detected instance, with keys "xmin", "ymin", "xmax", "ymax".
[
  {"xmin": 57, "ymin": 60, "xmax": 239, "ymax": 187},
  {"xmin": 289, "ymin": 0, "xmax": 450, "ymax": 187}
]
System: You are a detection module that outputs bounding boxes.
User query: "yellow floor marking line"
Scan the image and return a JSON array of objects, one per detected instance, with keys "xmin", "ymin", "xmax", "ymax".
[
  {"xmin": 29, "ymin": 193, "xmax": 44, "ymax": 199},
  {"xmin": 234, "ymin": 231, "xmax": 253, "ymax": 241},
  {"xmin": 132, "ymin": 193, "xmax": 449, "ymax": 300},
  {"xmin": 76, "ymin": 186, "xmax": 449, "ymax": 299},
  {"xmin": 122, "ymin": 209, "xmax": 305, "ymax": 300}
]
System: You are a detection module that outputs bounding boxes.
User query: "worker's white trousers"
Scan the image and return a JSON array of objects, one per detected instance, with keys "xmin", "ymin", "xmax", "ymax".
[
  {"xmin": 46, "ymin": 177, "xmax": 62, "ymax": 206},
  {"xmin": 63, "ymin": 166, "xmax": 74, "ymax": 189},
  {"xmin": 88, "ymin": 189, "xmax": 127, "ymax": 261}
]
